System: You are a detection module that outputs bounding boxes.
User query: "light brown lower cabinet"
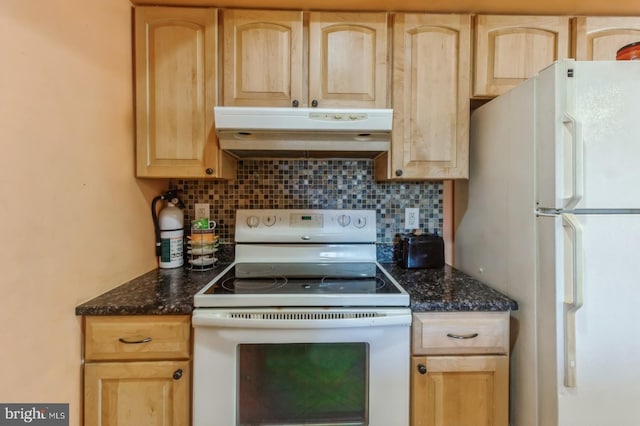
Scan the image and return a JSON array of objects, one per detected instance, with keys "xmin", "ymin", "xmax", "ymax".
[
  {"xmin": 83, "ymin": 315, "xmax": 191, "ymax": 426},
  {"xmin": 411, "ymin": 312, "xmax": 510, "ymax": 426},
  {"xmin": 84, "ymin": 361, "xmax": 190, "ymax": 426},
  {"xmin": 410, "ymin": 355, "xmax": 509, "ymax": 426}
]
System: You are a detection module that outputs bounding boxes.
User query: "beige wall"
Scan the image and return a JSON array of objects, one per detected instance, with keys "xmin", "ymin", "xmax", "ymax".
[{"xmin": 1, "ymin": 0, "xmax": 166, "ymax": 423}]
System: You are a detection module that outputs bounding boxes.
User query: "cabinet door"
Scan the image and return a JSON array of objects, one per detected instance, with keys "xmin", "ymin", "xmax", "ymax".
[
  {"xmin": 85, "ymin": 360, "xmax": 190, "ymax": 426},
  {"xmin": 474, "ymin": 15, "xmax": 570, "ymax": 97},
  {"xmin": 309, "ymin": 12, "xmax": 388, "ymax": 108},
  {"xmin": 222, "ymin": 10, "xmax": 304, "ymax": 107},
  {"xmin": 383, "ymin": 14, "xmax": 470, "ymax": 180},
  {"xmin": 411, "ymin": 355, "xmax": 509, "ymax": 426},
  {"xmin": 573, "ymin": 17, "xmax": 640, "ymax": 60},
  {"xmin": 135, "ymin": 7, "xmax": 229, "ymax": 179}
]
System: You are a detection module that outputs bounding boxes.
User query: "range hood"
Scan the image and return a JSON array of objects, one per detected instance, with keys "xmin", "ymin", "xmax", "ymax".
[{"xmin": 214, "ymin": 106, "xmax": 393, "ymax": 159}]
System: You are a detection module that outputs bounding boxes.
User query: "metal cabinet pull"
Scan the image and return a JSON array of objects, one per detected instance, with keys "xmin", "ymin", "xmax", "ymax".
[
  {"xmin": 417, "ymin": 364, "xmax": 427, "ymax": 375},
  {"xmin": 173, "ymin": 369, "xmax": 183, "ymax": 380},
  {"xmin": 118, "ymin": 337, "xmax": 152, "ymax": 344},
  {"xmin": 446, "ymin": 333, "xmax": 479, "ymax": 339}
]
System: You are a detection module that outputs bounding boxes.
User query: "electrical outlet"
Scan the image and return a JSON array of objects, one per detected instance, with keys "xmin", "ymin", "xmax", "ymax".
[
  {"xmin": 194, "ymin": 203, "xmax": 210, "ymax": 220},
  {"xmin": 405, "ymin": 208, "xmax": 420, "ymax": 230}
]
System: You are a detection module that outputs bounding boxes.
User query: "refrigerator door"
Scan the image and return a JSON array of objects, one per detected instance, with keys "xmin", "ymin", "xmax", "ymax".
[
  {"xmin": 537, "ymin": 213, "xmax": 640, "ymax": 426},
  {"xmin": 536, "ymin": 60, "xmax": 640, "ymax": 210}
]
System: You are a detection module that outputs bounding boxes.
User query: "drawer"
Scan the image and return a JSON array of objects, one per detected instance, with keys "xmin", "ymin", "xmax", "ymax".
[
  {"xmin": 84, "ymin": 315, "xmax": 191, "ymax": 361},
  {"xmin": 412, "ymin": 312, "xmax": 509, "ymax": 355}
]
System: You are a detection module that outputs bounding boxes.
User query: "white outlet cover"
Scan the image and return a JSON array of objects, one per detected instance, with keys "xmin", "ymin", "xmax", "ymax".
[
  {"xmin": 405, "ymin": 208, "xmax": 419, "ymax": 230},
  {"xmin": 194, "ymin": 203, "xmax": 210, "ymax": 220}
]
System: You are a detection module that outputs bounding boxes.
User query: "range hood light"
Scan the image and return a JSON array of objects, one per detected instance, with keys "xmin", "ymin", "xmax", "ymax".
[
  {"xmin": 355, "ymin": 133, "xmax": 373, "ymax": 141},
  {"xmin": 234, "ymin": 132, "xmax": 255, "ymax": 140}
]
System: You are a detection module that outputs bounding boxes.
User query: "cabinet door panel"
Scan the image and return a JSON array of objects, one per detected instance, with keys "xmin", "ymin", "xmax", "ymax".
[
  {"xmin": 573, "ymin": 17, "xmax": 640, "ymax": 60},
  {"xmin": 84, "ymin": 361, "xmax": 190, "ymax": 426},
  {"xmin": 389, "ymin": 14, "xmax": 470, "ymax": 180},
  {"xmin": 135, "ymin": 7, "xmax": 219, "ymax": 178},
  {"xmin": 474, "ymin": 15, "xmax": 570, "ymax": 97},
  {"xmin": 223, "ymin": 10, "xmax": 304, "ymax": 106},
  {"xmin": 309, "ymin": 12, "xmax": 388, "ymax": 108},
  {"xmin": 411, "ymin": 356, "xmax": 509, "ymax": 426}
]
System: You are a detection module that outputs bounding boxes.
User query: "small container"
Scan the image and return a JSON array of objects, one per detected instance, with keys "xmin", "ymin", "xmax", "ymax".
[{"xmin": 616, "ymin": 42, "xmax": 640, "ymax": 60}]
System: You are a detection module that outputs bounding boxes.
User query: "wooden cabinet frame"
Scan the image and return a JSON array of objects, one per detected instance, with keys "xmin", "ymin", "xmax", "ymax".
[
  {"xmin": 221, "ymin": 10, "xmax": 388, "ymax": 109},
  {"xmin": 411, "ymin": 312, "xmax": 510, "ymax": 426},
  {"xmin": 135, "ymin": 7, "xmax": 236, "ymax": 179},
  {"xmin": 473, "ymin": 15, "xmax": 571, "ymax": 98},
  {"xmin": 572, "ymin": 17, "xmax": 640, "ymax": 60},
  {"xmin": 376, "ymin": 13, "xmax": 470, "ymax": 181},
  {"xmin": 83, "ymin": 315, "xmax": 192, "ymax": 426}
]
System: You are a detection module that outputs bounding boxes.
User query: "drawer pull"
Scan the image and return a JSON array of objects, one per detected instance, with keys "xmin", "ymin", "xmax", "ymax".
[
  {"xmin": 446, "ymin": 332, "xmax": 479, "ymax": 340},
  {"xmin": 118, "ymin": 337, "xmax": 152, "ymax": 344}
]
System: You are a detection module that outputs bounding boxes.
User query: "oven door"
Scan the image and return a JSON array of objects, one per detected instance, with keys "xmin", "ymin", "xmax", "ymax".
[{"xmin": 192, "ymin": 307, "xmax": 411, "ymax": 426}]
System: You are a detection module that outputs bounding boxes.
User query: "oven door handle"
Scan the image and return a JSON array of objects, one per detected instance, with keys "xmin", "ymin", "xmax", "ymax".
[{"xmin": 192, "ymin": 309, "xmax": 412, "ymax": 329}]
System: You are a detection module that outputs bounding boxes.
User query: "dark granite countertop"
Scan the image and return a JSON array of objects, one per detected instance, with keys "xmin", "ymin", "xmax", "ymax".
[
  {"xmin": 75, "ymin": 261, "xmax": 517, "ymax": 316},
  {"xmin": 380, "ymin": 263, "xmax": 518, "ymax": 312}
]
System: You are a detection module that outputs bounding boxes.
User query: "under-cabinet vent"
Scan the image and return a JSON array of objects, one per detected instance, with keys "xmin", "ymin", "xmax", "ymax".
[{"xmin": 227, "ymin": 311, "xmax": 381, "ymax": 321}]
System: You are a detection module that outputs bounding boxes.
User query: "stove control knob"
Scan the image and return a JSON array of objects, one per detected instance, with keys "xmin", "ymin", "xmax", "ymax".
[
  {"xmin": 263, "ymin": 215, "xmax": 276, "ymax": 227},
  {"xmin": 337, "ymin": 214, "xmax": 351, "ymax": 227},
  {"xmin": 354, "ymin": 217, "xmax": 367, "ymax": 228},
  {"xmin": 246, "ymin": 216, "xmax": 260, "ymax": 228}
]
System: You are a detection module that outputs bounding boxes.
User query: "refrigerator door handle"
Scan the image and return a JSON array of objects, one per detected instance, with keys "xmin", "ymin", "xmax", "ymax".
[
  {"xmin": 561, "ymin": 213, "xmax": 584, "ymax": 388},
  {"xmin": 562, "ymin": 113, "xmax": 584, "ymax": 210}
]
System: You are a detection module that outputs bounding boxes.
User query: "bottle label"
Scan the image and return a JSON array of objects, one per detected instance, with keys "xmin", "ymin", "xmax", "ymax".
[{"xmin": 160, "ymin": 236, "xmax": 183, "ymax": 263}]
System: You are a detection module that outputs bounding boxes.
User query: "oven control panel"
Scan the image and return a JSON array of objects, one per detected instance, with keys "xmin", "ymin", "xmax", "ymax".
[
  {"xmin": 289, "ymin": 213, "xmax": 323, "ymax": 228},
  {"xmin": 235, "ymin": 209, "xmax": 376, "ymax": 243}
]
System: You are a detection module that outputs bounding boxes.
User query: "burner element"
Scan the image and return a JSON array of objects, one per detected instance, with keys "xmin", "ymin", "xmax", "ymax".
[
  {"xmin": 319, "ymin": 276, "xmax": 386, "ymax": 291},
  {"xmin": 221, "ymin": 276, "xmax": 288, "ymax": 293}
]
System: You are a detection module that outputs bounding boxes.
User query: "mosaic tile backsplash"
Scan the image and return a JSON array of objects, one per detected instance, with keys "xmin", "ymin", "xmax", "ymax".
[{"xmin": 173, "ymin": 159, "xmax": 443, "ymax": 247}]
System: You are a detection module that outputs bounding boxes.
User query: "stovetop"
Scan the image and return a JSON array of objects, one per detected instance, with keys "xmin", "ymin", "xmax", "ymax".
[
  {"xmin": 194, "ymin": 209, "xmax": 409, "ymax": 308},
  {"xmin": 194, "ymin": 262, "xmax": 409, "ymax": 308}
]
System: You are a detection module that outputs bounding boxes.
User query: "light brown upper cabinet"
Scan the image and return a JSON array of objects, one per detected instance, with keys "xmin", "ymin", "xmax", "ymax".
[
  {"xmin": 135, "ymin": 7, "xmax": 236, "ymax": 179},
  {"xmin": 222, "ymin": 10, "xmax": 304, "ymax": 107},
  {"xmin": 308, "ymin": 12, "xmax": 388, "ymax": 108},
  {"xmin": 573, "ymin": 17, "xmax": 640, "ymax": 60},
  {"xmin": 376, "ymin": 14, "xmax": 470, "ymax": 180},
  {"xmin": 473, "ymin": 15, "xmax": 571, "ymax": 98},
  {"xmin": 222, "ymin": 10, "xmax": 388, "ymax": 108}
]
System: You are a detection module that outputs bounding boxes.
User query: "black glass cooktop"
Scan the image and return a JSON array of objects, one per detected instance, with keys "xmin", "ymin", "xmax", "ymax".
[{"xmin": 201, "ymin": 262, "xmax": 403, "ymax": 295}]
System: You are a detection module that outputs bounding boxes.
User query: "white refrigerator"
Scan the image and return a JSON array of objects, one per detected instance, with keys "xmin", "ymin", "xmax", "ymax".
[{"xmin": 455, "ymin": 59, "xmax": 640, "ymax": 426}]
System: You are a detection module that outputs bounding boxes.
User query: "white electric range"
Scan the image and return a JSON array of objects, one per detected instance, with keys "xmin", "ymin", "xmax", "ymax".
[{"xmin": 192, "ymin": 209, "xmax": 411, "ymax": 426}]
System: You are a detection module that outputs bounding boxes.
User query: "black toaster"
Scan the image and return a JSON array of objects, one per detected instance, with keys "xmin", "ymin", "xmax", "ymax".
[{"xmin": 396, "ymin": 233, "xmax": 445, "ymax": 269}]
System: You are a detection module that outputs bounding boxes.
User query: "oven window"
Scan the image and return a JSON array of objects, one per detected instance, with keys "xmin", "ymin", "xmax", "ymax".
[{"xmin": 237, "ymin": 343, "xmax": 369, "ymax": 425}]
